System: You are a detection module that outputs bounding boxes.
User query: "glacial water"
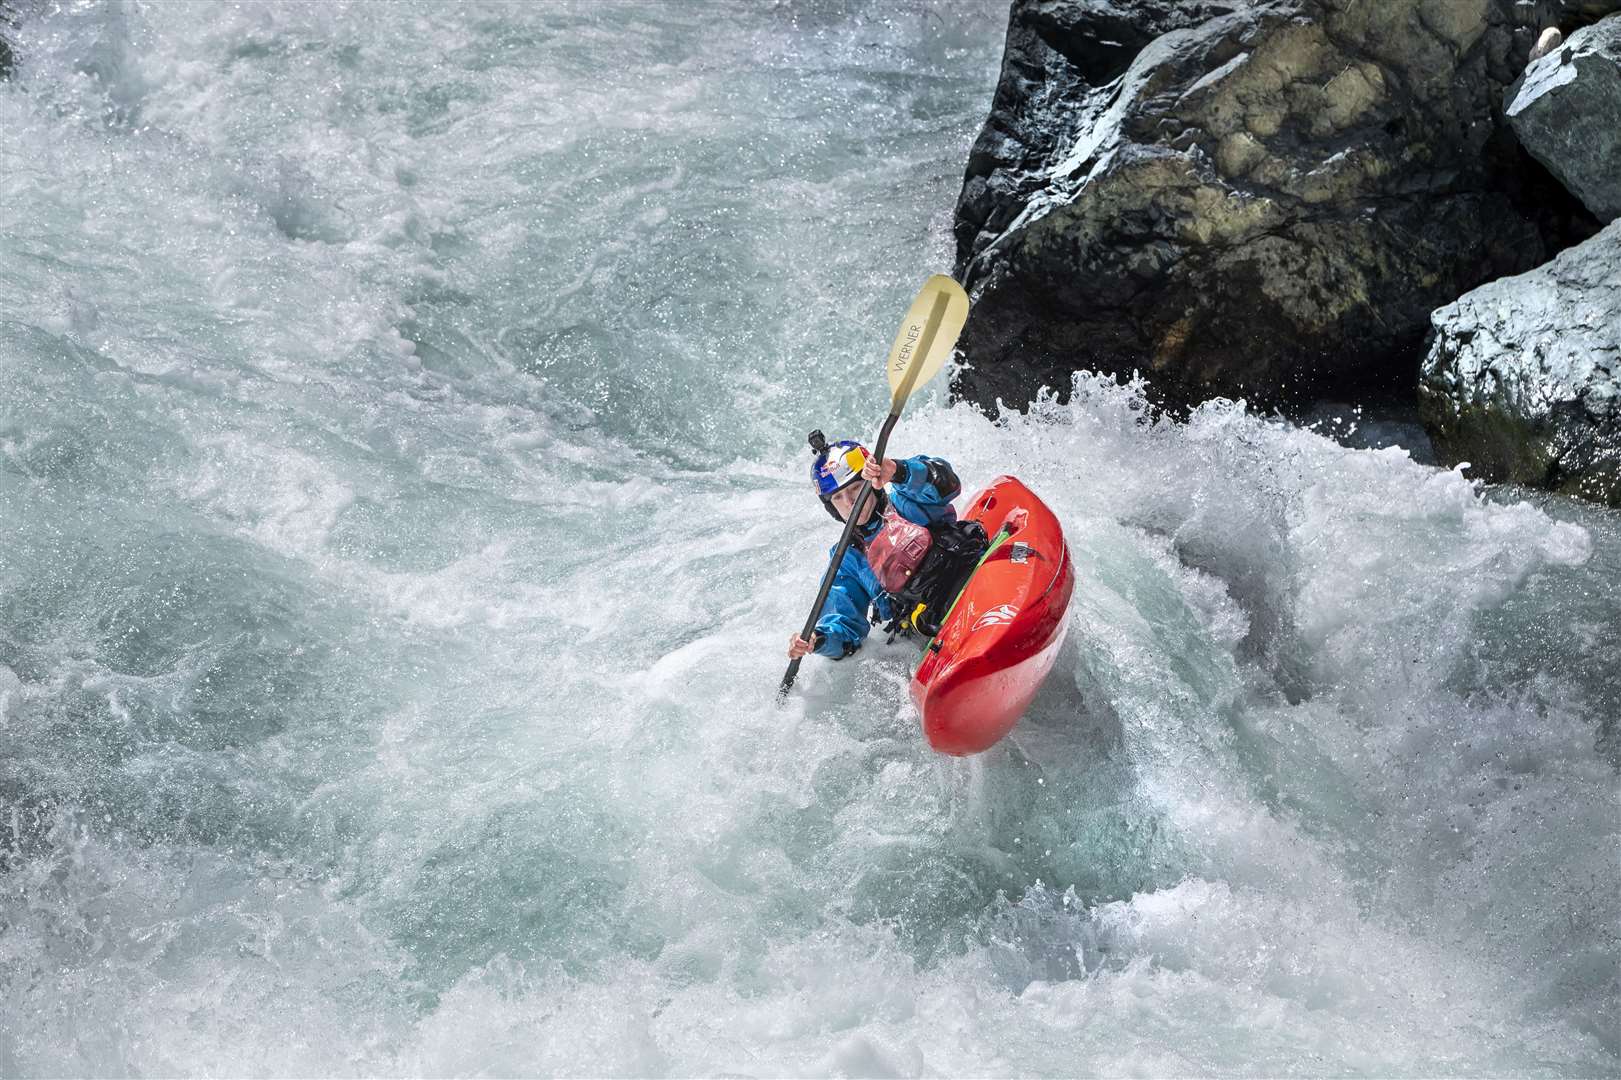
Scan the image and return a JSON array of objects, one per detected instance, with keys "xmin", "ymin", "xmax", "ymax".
[{"xmin": 1, "ymin": 2, "xmax": 1618, "ymax": 1075}]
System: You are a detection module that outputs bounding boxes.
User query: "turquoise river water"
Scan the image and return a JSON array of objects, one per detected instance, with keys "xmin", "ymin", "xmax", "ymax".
[{"xmin": 1, "ymin": 2, "xmax": 1618, "ymax": 1075}]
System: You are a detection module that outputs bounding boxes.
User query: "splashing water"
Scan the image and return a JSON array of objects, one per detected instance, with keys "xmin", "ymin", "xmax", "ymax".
[{"xmin": 2, "ymin": 3, "xmax": 1617, "ymax": 1076}]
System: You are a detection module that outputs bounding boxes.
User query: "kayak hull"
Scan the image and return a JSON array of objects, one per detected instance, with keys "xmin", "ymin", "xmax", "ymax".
[{"xmin": 911, "ymin": 477, "xmax": 1073, "ymax": 756}]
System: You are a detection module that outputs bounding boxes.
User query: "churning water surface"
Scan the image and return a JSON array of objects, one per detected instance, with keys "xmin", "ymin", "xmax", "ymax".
[{"xmin": 1, "ymin": 2, "xmax": 1617, "ymax": 1075}]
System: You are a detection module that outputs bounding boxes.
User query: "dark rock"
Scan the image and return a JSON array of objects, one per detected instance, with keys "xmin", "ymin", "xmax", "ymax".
[
  {"xmin": 950, "ymin": 0, "xmax": 1615, "ymax": 413},
  {"xmin": 1, "ymin": 1, "xmax": 17, "ymax": 80},
  {"xmin": 1419, "ymin": 219, "xmax": 1621, "ymax": 506},
  {"xmin": 1506, "ymin": 13, "xmax": 1621, "ymax": 222},
  {"xmin": 1510, "ymin": 0, "xmax": 1621, "ymax": 27}
]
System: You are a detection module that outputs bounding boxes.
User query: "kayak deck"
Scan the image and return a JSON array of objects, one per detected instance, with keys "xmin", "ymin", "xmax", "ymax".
[{"xmin": 911, "ymin": 476, "xmax": 1073, "ymax": 755}]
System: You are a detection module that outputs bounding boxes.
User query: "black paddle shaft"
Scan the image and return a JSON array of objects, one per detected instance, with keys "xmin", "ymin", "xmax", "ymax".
[{"xmin": 778, "ymin": 411, "xmax": 901, "ymax": 698}]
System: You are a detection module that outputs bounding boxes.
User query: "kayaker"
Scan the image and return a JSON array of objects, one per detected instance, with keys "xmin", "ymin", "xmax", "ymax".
[{"xmin": 787, "ymin": 430, "xmax": 983, "ymax": 661}]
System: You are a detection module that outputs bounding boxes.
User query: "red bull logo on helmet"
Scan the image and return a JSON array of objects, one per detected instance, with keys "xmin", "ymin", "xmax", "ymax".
[{"xmin": 812, "ymin": 440, "xmax": 868, "ymax": 498}]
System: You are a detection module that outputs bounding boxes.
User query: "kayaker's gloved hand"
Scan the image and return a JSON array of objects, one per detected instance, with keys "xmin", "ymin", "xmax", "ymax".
[
  {"xmin": 787, "ymin": 632, "xmax": 824, "ymax": 659},
  {"xmin": 861, "ymin": 456, "xmax": 900, "ymax": 487}
]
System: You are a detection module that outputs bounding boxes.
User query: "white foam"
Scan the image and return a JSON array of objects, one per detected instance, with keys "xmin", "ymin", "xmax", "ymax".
[{"xmin": 3, "ymin": 3, "xmax": 1616, "ymax": 1075}]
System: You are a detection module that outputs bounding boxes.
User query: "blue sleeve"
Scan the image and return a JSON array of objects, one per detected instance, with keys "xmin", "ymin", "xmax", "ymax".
[
  {"xmin": 813, "ymin": 546, "xmax": 875, "ymax": 657},
  {"xmin": 887, "ymin": 455, "xmax": 960, "ymax": 526}
]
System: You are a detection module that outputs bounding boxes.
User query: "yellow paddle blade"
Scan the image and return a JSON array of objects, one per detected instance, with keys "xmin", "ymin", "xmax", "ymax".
[{"xmin": 886, "ymin": 274, "xmax": 969, "ymax": 412}]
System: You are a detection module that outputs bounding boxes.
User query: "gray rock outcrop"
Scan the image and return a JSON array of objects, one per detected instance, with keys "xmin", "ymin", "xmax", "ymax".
[
  {"xmin": 1506, "ymin": 13, "xmax": 1621, "ymax": 222},
  {"xmin": 1419, "ymin": 218, "xmax": 1621, "ymax": 505},
  {"xmin": 951, "ymin": 0, "xmax": 1611, "ymax": 412}
]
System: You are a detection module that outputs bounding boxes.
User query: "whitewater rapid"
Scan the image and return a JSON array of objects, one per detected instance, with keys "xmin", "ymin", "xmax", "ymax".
[{"xmin": 2, "ymin": 3, "xmax": 1617, "ymax": 1076}]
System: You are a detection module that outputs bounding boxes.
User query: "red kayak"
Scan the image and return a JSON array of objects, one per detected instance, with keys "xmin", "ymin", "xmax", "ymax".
[{"xmin": 911, "ymin": 477, "xmax": 1074, "ymax": 755}]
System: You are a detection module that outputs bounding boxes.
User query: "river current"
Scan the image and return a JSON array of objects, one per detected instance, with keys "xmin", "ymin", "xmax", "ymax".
[{"xmin": 2, "ymin": 2, "xmax": 1618, "ymax": 1075}]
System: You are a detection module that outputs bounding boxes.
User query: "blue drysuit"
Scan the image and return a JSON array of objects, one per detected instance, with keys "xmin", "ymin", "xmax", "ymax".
[{"xmin": 814, "ymin": 455, "xmax": 961, "ymax": 658}]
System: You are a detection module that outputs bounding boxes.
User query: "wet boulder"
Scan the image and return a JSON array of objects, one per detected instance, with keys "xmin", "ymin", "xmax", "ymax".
[
  {"xmin": 951, "ymin": 0, "xmax": 1611, "ymax": 412},
  {"xmin": 1505, "ymin": 13, "xmax": 1621, "ymax": 222},
  {"xmin": 1, "ymin": 3, "xmax": 14, "ymax": 80},
  {"xmin": 1419, "ymin": 218, "xmax": 1621, "ymax": 506}
]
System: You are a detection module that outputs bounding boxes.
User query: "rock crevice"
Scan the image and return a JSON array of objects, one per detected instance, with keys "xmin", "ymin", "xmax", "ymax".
[{"xmin": 1416, "ymin": 11, "xmax": 1621, "ymax": 505}]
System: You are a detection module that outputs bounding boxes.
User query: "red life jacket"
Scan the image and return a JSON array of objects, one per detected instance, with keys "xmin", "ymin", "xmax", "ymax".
[{"xmin": 865, "ymin": 506, "xmax": 934, "ymax": 594}]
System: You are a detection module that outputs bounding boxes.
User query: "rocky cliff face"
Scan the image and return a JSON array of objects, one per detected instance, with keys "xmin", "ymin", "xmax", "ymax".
[
  {"xmin": 952, "ymin": 0, "xmax": 1608, "ymax": 412},
  {"xmin": 1419, "ymin": 219, "xmax": 1621, "ymax": 505}
]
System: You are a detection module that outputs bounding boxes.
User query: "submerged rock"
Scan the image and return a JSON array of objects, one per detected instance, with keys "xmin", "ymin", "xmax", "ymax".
[
  {"xmin": 1506, "ymin": 13, "xmax": 1621, "ymax": 222},
  {"xmin": 1, "ymin": 4, "xmax": 13, "ymax": 80},
  {"xmin": 1419, "ymin": 218, "xmax": 1621, "ymax": 506},
  {"xmin": 951, "ymin": 0, "xmax": 1611, "ymax": 412},
  {"xmin": 0, "ymin": 0, "xmax": 23, "ymax": 81}
]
